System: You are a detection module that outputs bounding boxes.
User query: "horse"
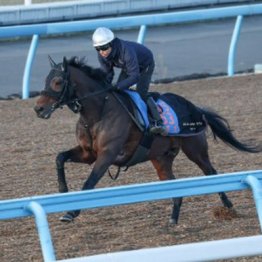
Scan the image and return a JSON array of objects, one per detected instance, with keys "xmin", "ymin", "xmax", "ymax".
[{"xmin": 34, "ymin": 56, "xmax": 261, "ymax": 223}]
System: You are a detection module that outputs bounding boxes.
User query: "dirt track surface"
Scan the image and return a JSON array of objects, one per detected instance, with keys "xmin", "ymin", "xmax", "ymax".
[{"xmin": 1, "ymin": 74, "xmax": 262, "ymax": 261}]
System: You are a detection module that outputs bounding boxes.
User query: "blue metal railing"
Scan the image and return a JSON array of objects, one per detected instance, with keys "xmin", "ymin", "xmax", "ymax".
[
  {"xmin": 245, "ymin": 175, "xmax": 262, "ymax": 231},
  {"xmin": 26, "ymin": 201, "xmax": 56, "ymax": 262},
  {"xmin": 228, "ymin": 15, "xmax": 243, "ymax": 76},
  {"xmin": 22, "ymin": 34, "xmax": 39, "ymax": 100},
  {"xmin": 1, "ymin": 170, "xmax": 262, "ymax": 261},
  {"xmin": 0, "ymin": 4, "xmax": 262, "ymax": 99}
]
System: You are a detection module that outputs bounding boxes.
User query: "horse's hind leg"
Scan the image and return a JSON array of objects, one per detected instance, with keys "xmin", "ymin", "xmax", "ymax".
[
  {"xmin": 181, "ymin": 134, "xmax": 233, "ymax": 209},
  {"xmin": 151, "ymin": 151, "xmax": 182, "ymax": 224}
]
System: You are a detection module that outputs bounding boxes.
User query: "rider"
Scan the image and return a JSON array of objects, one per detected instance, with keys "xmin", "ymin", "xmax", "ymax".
[{"xmin": 92, "ymin": 27, "xmax": 166, "ymax": 135}]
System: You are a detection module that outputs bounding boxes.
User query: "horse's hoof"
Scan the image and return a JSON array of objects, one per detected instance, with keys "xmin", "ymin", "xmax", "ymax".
[
  {"xmin": 169, "ymin": 218, "xmax": 178, "ymax": 225},
  {"xmin": 59, "ymin": 213, "xmax": 74, "ymax": 222},
  {"xmin": 225, "ymin": 200, "xmax": 233, "ymax": 209}
]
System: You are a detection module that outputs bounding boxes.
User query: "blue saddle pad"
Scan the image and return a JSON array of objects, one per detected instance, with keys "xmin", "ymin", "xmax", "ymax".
[{"xmin": 124, "ymin": 90, "xmax": 180, "ymax": 135}]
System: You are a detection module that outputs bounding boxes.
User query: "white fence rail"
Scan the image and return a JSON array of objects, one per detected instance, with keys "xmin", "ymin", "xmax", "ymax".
[{"xmin": 59, "ymin": 235, "xmax": 262, "ymax": 262}]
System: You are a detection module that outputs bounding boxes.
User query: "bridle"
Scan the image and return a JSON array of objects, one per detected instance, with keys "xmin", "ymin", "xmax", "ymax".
[{"xmin": 42, "ymin": 58, "xmax": 111, "ymax": 114}]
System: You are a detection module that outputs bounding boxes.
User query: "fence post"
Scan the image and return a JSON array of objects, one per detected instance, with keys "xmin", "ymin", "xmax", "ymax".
[
  {"xmin": 244, "ymin": 175, "xmax": 262, "ymax": 232},
  {"xmin": 137, "ymin": 25, "xmax": 147, "ymax": 44},
  {"xmin": 227, "ymin": 15, "xmax": 243, "ymax": 76},
  {"xmin": 22, "ymin": 34, "xmax": 39, "ymax": 99},
  {"xmin": 26, "ymin": 201, "xmax": 56, "ymax": 262}
]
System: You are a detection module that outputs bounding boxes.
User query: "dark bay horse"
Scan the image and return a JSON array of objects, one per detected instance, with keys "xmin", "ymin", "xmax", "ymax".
[{"xmin": 34, "ymin": 56, "xmax": 261, "ymax": 223}]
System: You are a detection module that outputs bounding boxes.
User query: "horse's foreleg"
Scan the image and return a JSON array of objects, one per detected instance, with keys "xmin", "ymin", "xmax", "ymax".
[
  {"xmin": 81, "ymin": 151, "xmax": 117, "ymax": 190},
  {"xmin": 56, "ymin": 150, "xmax": 71, "ymax": 193},
  {"xmin": 60, "ymin": 149, "xmax": 118, "ymax": 222},
  {"xmin": 58, "ymin": 146, "xmax": 96, "ymax": 223},
  {"xmin": 56, "ymin": 146, "xmax": 96, "ymax": 193}
]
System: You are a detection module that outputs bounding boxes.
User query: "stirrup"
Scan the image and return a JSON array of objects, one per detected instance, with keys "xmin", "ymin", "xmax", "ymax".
[{"xmin": 150, "ymin": 124, "xmax": 167, "ymax": 135}]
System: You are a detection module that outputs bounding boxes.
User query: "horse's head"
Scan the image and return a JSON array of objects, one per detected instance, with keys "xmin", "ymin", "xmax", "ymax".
[{"xmin": 34, "ymin": 56, "xmax": 80, "ymax": 119}]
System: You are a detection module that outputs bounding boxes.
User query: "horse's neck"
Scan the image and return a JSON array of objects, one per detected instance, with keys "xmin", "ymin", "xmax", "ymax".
[
  {"xmin": 70, "ymin": 70, "xmax": 97, "ymax": 96},
  {"xmin": 69, "ymin": 69, "xmax": 107, "ymax": 124}
]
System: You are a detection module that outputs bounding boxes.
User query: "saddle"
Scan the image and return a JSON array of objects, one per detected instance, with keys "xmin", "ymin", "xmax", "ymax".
[
  {"xmin": 123, "ymin": 90, "xmax": 207, "ymax": 136},
  {"xmin": 114, "ymin": 91, "xmax": 207, "ymax": 169}
]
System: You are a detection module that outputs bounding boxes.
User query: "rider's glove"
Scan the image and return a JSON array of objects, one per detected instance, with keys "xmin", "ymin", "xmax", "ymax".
[
  {"xmin": 111, "ymin": 84, "xmax": 120, "ymax": 92},
  {"xmin": 129, "ymin": 85, "xmax": 137, "ymax": 91}
]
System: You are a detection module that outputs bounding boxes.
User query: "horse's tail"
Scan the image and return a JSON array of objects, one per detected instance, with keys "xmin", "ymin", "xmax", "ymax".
[{"xmin": 200, "ymin": 107, "xmax": 261, "ymax": 153}]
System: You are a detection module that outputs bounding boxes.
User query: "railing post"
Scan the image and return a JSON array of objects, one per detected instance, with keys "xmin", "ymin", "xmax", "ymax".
[
  {"xmin": 137, "ymin": 25, "xmax": 147, "ymax": 44},
  {"xmin": 22, "ymin": 34, "xmax": 39, "ymax": 99},
  {"xmin": 26, "ymin": 201, "xmax": 56, "ymax": 262},
  {"xmin": 227, "ymin": 15, "xmax": 243, "ymax": 76},
  {"xmin": 244, "ymin": 175, "xmax": 262, "ymax": 232},
  {"xmin": 24, "ymin": 0, "xmax": 32, "ymax": 5}
]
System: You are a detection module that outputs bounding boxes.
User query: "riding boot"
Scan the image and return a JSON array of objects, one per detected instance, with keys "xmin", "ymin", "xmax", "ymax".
[{"xmin": 146, "ymin": 96, "xmax": 167, "ymax": 135}]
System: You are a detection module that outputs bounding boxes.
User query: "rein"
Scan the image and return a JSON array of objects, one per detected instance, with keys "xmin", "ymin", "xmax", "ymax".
[
  {"xmin": 43, "ymin": 71, "xmax": 111, "ymax": 113},
  {"xmin": 74, "ymin": 86, "xmax": 111, "ymax": 102},
  {"xmin": 65, "ymin": 85, "xmax": 111, "ymax": 114}
]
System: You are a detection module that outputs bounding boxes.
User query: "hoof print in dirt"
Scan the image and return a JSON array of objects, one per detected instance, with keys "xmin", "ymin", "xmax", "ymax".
[{"xmin": 212, "ymin": 206, "xmax": 238, "ymax": 220}]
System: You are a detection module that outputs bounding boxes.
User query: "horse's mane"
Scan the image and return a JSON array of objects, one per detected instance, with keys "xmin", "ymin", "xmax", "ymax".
[{"xmin": 67, "ymin": 56, "xmax": 107, "ymax": 83}]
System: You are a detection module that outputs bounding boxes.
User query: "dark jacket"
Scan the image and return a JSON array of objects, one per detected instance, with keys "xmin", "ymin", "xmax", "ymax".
[{"xmin": 97, "ymin": 38, "xmax": 155, "ymax": 90}]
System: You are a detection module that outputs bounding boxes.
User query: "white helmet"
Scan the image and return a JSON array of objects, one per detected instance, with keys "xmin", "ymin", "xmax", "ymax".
[{"xmin": 92, "ymin": 27, "xmax": 115, "ymax": 47}]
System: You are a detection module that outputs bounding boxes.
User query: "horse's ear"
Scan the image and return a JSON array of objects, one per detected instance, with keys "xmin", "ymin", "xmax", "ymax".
[
  {"xmin": 62, "ymin": 56, "xmax": 67, "ymax": 72},
  {"xmin": 74, "ymin": 56, "xmax": 79, "ymax": 64},
  {"xmin": 48, "ymin": 55, "xmax": 57, "ymax": 68}
]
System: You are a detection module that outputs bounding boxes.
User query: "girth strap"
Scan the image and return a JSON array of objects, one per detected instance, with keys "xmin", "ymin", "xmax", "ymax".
[
  {"xmin": 124, "ymin": 132, "xmax": 154, "ymax": 168},
  {"xmin": 107, "ymin": 132, "xmax": 154, "ymax": 181}
]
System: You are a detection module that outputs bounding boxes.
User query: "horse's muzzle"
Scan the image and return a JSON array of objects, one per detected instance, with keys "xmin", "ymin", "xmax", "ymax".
[{"xmin": 34, "ymin": 105, "xmax": 52, "ymax": 119}]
